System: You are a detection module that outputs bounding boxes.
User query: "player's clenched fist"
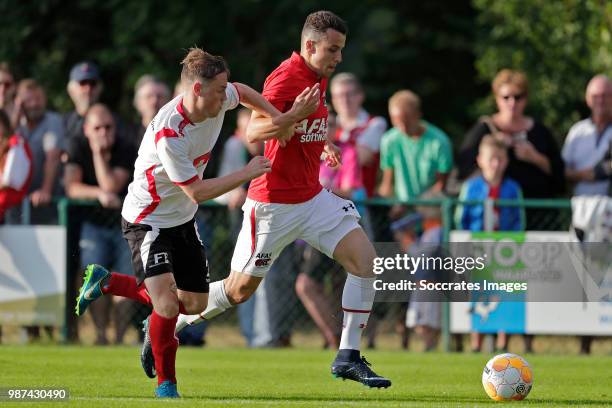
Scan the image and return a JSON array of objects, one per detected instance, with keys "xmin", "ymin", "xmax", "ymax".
[
  {"xmin": 277, "ymin": 125, "xmax": 295, "ymax": 148},
  {"xmin": 289, "ymin": 83, "xmax": 320, "ymax": 119},
  {"xmin": 244, "ymin": 156, "xmax": 272, "ymax": 179},
  {"xmin": 323, "ymin": 142, "xmax": 342, "ymax": 169}
]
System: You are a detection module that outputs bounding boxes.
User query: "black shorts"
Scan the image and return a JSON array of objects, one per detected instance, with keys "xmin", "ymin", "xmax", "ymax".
[{"xmin": 122, "ymin": 217, "xmax": 210, "ymax": 293}]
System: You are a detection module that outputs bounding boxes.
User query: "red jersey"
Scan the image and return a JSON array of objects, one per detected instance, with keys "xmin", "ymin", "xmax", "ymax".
[
  {"xmin": 248, "ymin": 52, "xmax": 328, "ymax": 203},
  {"xmin": 333, "ymin": 114, "xmax": 384, "ymax": 197},
  {"xmin": 0, "ymin": 134, "xmax": 33, "ymax": 221},
  {"xmin": 487, "ymin": 183, "xmax": 501, "ymax": 231}
]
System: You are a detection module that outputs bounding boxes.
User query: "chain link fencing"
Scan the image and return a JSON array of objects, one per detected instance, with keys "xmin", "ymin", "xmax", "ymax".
[{"xmin": 50, "ymin": 197, "xmax": 571, "ymax": 348}]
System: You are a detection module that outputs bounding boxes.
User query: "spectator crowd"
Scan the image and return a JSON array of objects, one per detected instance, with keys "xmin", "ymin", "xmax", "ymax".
[{"xmin": 0, "ymin": 59, "xmax": 610, "ymax": 353}]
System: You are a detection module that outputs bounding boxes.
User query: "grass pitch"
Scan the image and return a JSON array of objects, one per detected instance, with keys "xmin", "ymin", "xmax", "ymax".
[{"xmin": 0, "ymin": 345, "xmax": 610, "ymax": 407}]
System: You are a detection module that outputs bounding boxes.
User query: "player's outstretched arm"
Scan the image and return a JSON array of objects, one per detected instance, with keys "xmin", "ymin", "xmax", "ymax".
[
  {"xmin": 178, "ymin": 156, "xmax": 271, "ymax": 204},
  {"xmin": 246, "ymin": 84, "xmax": 321, "ymax": 146},
  {"xmin": 233, "ymin": 82, "xmax": 282, "ymax": 119}
]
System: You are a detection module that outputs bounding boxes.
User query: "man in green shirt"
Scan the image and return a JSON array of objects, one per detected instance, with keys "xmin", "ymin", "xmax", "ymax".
[{"xmin": 379, "ymin": 90, "xmax": 453, "ymax": 205}]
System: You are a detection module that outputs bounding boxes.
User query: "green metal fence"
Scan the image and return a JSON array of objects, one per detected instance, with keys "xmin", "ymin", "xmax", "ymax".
[{"xmin": 54, "ymin": 197, "xmax": 572, "ymax": 348}]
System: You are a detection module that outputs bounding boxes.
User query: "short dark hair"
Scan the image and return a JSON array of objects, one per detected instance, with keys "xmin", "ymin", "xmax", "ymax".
[
  {"xmin": 302, "ymin": 11, "xmax": 347, "ymax": 40},
  {"xmin": 181, "ymin": 47, "xmax": 229, "ymax": 84}
]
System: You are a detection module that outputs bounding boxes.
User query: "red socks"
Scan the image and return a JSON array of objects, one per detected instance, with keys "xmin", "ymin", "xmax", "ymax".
[
  {"xmin": 104, "ymin": 274, "xmax": 189, "ymax": 385},
  {"xmin": 150, "ymin": 311, "xmax": 179, "ymax": 385},
  {"xmin": 101, "ymin": 273, "xmax": 152, "ymax": 306},
  {"xmin": 102, "ymin": 273, "xmax": 192, "ymax": 314}
]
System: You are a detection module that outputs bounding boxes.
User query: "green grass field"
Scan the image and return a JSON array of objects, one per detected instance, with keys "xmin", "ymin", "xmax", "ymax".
[{"xmin": 0, "ymin": 345, "xmax": 610, "ymax": 407}]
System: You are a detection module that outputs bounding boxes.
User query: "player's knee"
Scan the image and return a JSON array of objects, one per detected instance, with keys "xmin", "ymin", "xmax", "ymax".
[
  {"xmin": 228, "ymin": 289, "xmax": 253, "ymax": 305},
  {"xmin": 355, "ymin": 249, "xmax": 377, "ymax": 277},
  {"xmin": 335, "ymin": 239, "xmax": 377, "ymax": 277},
  {"xmin": 226, "ymin": 283, "xmax": 256, "ymax": 305},
  {"xmin": 181, "ymin": 296, "xmax": 207, "ymax": 315},
  {"xmin": 153, "ymin": 292, "xmax": 180, "ymax": 317},
  {"xmin": 343, "ymin": 253, "xmax": 376, "ymax": 278},
  {"xmin": 155, "ymin": 301, "xmax": 179, "ymax": 318}
]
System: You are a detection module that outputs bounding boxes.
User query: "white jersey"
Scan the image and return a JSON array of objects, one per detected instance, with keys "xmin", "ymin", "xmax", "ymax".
[{"xmin": 122, "ymin": 83, "xmax": 240, "ymax": 228}]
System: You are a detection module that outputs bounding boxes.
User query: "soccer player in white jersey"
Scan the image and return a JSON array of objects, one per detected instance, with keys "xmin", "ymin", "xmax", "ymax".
[
  {"xmin": 148, "ymin": 11, "xmax": 392, "ymax": 388},
  {"xmin": 75, "ymin": 47, "xmax": 320, "ymax": 398}
]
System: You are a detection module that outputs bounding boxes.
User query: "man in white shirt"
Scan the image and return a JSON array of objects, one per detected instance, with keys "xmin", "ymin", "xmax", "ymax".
[{"xmin": 563, "ymin": 75, "xmax": 612, "ymax": 196}]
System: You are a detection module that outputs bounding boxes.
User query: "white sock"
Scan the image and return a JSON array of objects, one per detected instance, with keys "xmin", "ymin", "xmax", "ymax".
[
  {"xmin": 174, "ymin": 280, "xmax": 233, "ymax": 334},
  {"xmin": 201, "ymin": 279, "xmax": 233, "ymax": 319},
  {"xmin": 175, "ymin": 314, "xmax": 200, "ymax": 334},
  {"xmin": 339, "ymin": 273, "xmax": 375, "ymax": 351}
]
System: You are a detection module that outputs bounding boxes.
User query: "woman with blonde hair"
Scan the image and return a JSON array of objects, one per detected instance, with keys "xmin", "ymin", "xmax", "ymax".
[{"xmin": 457, "ymin": 69, "xmax": 565, "ymax": 229}]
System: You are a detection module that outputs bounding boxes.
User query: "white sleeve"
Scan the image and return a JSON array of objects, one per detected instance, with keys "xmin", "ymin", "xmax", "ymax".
[
  {"xmin": 2, "ymin": 142, "xmax": 31, "ymax": 189},
  {"xmin": 356, "ymin": 116, "xmax": 387, "ymax": 152},
  {"xmin": 222, "ymin": 82, "xmax": 240, "ymax": 112},
  {"xmin": 156, "ymin": 135, "xmax": 198, "ymax": 184},
  {"xmin": 561, "ymin": 128, "xmax": 576, "ymax": 168}
]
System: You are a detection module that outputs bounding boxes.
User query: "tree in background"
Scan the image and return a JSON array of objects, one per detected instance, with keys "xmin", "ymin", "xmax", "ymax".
[
  {"xmin": 0, "ymin": 0, "xmax": 478, "ymax": 150},
  {"xmin": 473, "ymin": 0, "xmax": 612, "ymax": 139}
]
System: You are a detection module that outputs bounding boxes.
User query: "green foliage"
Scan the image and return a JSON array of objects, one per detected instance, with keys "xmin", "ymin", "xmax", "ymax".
[
  {"xmin": 0, "ymin": 0, "xmax": 477, "ymax": 145},
  {"xmin": 4, "ymin": 1, "xmax": 608, "ymax": 146},
  {"xmin": 473, "ymin": 0, "xmax": 612, "ymax": 139}
]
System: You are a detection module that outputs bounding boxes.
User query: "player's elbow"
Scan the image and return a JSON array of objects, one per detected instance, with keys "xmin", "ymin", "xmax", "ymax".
[
  {"xmin": 180, "ymin": 184, "xmax": 202, "ymax": 205},
  {"xmin": 245, "ymin": 127, "xmax": 260, "ymax": 144}
]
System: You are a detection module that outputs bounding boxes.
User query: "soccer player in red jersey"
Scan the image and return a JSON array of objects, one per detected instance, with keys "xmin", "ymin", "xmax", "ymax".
[{"xmin": 161, "ymin": 11, "xmax": 391, "ymax": 388}]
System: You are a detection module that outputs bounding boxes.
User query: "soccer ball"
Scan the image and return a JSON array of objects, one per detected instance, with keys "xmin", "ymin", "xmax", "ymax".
[{"xmin": 482, "ymin": 353, "xmax": 533, "ymax": 401}]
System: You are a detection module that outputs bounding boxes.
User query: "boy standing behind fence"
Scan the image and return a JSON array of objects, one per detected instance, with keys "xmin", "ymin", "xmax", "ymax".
[
  {"xmin": 455, "ymin": 135, "xmax": 526, "ymax": 352},
  {"xmin": 455, "ymin": 135, "xmax": 524, "ymax": 232}
]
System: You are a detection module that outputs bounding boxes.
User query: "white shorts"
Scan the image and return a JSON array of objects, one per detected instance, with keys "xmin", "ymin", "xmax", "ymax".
[{"xmin": 230, "ymin": 189, "xmax": 361, "ymax": 277}]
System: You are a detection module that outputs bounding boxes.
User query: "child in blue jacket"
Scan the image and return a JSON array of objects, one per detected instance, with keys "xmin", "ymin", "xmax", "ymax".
[{"xmin": 455, "ymin": 135, "xmax": 525, "ymax": 231}]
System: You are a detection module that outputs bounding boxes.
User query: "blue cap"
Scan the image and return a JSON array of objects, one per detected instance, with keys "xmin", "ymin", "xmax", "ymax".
[
  {"xmin": 69, "ymin": 62, "xmax": 101, "ymax": 82},
  {"xmin": 390, "ymin": 212, "xmax": 423, "ymax": 233}
]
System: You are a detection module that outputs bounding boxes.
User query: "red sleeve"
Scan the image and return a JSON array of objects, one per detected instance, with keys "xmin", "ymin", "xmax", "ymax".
[{"xmin": 262, "ymin": 69, "xmax": 301, "ymax": 113}]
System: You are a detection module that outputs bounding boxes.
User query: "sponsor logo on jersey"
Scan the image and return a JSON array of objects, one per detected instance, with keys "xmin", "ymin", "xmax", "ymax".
[
  {"xmin": 296, "ymin": 118, "xmax": 328, "ymax": 143},
  {"xmin": 254, "ymin": 252, "xmax": 271, "ymax": 267}
]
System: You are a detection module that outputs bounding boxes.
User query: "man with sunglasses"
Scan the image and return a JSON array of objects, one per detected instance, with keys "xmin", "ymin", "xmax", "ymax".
[{"xmin": 64, "ymin": 104, "xmax": 137, "ymax": 346}]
